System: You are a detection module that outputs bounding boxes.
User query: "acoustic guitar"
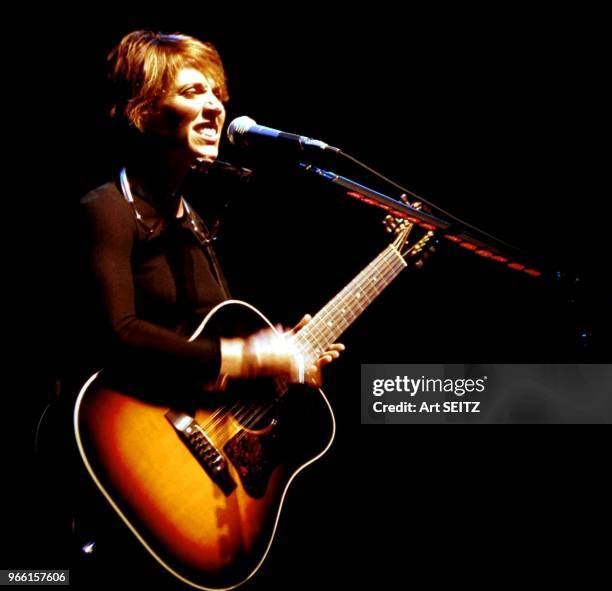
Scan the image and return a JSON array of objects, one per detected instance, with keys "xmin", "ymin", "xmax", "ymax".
[{"xmin": 74, "ymin": 215, "xmax": 433, "ymax": 589}]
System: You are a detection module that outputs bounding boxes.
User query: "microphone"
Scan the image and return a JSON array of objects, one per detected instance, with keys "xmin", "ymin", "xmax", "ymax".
[{"xmin": 227, "ymin": 116, "xmax": 340, "ymax": 154}]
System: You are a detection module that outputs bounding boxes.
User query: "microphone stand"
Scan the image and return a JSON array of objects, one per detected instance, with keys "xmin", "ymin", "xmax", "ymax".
[{"xmin": 299, "ymin": 163, "xmax": 544, "ymax": 279}]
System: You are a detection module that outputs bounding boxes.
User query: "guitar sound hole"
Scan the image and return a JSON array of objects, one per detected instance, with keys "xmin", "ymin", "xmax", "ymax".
[{"xmin": 224, "ymin": 377, "xmax": 279, "ymax": 431}]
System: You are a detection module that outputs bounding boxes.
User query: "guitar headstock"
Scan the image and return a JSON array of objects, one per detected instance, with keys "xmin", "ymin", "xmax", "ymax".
[
  {"xmin": 383, "ymin": 195, "xmax": 437, "ymax": 268},
  {"xmin": 383, "ymin": 194, "xmax": 416, "ymax": 236},
  {"xmin": 406, "ymin": 231, "xmax": 436, "ymax": 269}
]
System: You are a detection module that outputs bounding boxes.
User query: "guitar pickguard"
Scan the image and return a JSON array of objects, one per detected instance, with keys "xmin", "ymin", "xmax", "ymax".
[{"xmin": 224, "ymin": 426, "xmax": 280, "ymax": 499}]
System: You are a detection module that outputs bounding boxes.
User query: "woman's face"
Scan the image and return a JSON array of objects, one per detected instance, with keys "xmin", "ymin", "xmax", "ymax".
[{"xmin": 148, "ymin": 66, "xmax": 226, "ymax": 164}]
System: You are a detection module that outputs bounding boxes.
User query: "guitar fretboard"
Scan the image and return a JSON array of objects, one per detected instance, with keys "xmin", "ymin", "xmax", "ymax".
[{"xmin": 295, "ymin": 244, "xmax": 407, "ymax": 355}]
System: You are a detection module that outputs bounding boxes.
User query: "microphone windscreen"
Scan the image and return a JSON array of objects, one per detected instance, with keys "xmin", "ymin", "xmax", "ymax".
[{"xmin": 227, "ymin": 116, "xmax": 257, "ymax": 145}]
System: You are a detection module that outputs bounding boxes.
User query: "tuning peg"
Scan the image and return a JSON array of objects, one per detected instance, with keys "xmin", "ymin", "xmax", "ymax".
[
  {"xmin": 383, "ymin": 215, "xmax": 396, "ymax": 233},
  {"xmin": 384, "ymin": 213, "xmax": 413, "ymax": 235}
]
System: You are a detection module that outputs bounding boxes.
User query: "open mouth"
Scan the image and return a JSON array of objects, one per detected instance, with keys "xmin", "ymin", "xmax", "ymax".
[{"xmin": 194, "ymin": 122, "xmax": 219, "ymax": 141}]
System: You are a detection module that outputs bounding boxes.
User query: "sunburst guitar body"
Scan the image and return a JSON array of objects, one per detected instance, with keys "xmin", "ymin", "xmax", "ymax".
[
  {"xmin": 74, "ymin": 300, "xmax": 335, "ymax": 590},
  {"xmin": 74, "ymin": 216, "xmax": 434, "ymax": 589}
]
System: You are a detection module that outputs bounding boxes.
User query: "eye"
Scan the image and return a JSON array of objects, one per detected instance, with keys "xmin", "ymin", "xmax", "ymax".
[{"xmin": 181, "ymin": 86, "xmax": 200, "ymax": 97}]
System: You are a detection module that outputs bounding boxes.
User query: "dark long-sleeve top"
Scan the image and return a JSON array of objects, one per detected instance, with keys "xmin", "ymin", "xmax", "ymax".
[{"xmin": 78, "ymin": 179, "xmax": 228, "ymax": 390}]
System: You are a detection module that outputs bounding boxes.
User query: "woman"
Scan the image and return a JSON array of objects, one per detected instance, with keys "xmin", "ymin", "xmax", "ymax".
[
  {"xmin": 79, "ymin": 30, "xmax": 344, "ymax": 394},
  {"xmin": 65, "ymin": 31, "xmax": 347, "ymax": 586}
]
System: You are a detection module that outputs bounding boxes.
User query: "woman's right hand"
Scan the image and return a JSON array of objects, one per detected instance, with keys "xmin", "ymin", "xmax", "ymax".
[{"xmin": 220, "ymin": 327, "xmax": 304, "ymax": 383}]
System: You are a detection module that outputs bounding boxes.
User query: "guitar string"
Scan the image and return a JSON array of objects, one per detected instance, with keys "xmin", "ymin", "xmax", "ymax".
[
  {"xmin": 204, "ymin": 229, "xmax": 427, "ymax": 439},
  {"xmin": 201, "ymin": 246, "xmax": 403, "ymax": 439},
  {"xmin": 294, "ymin": 244, "xmax": 408, "ymax": 355},
  {"xmin": 206, "ymin": 254, "xmax": 402, "ymax": 442},
  {"xmin": 220, "ymin": 245, "xmax": 407, "ymax": 434},
  {"xmin": 226, "ymin": 249, "xmax": 407, "ymax": 440},
  {"xmin": 207, "ymin": 247, "xmax": 408, "ymax": 441},
  {"xmin": 301, "ymin": 245, "xmax": 409, "ymax": 349},
  {"xmin": 202, "ymin": 238, "xmax": 418, "ymax": 440},
  {"xmin": 200, "ymin": 246, "xmax": 400, "ymax": 434},
  {"xmin": 220, "ymin": 247, "xmax": 401, "ymax": 427}
]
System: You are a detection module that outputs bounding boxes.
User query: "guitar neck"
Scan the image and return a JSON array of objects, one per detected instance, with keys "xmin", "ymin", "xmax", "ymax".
[{"xmin": 295, "ymin": 244, "xmax": 407, "ymax": 355}]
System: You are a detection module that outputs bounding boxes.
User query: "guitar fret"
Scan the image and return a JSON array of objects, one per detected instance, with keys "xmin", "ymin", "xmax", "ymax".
[{"xmin": 297, "ymin": 246, "xmax": 406, "ymax": 354}]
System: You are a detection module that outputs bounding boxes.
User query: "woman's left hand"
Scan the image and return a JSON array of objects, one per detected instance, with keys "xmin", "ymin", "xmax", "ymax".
[{"xmin": 290, "ymin": 314, "xmax": 345, "ymax": 388}]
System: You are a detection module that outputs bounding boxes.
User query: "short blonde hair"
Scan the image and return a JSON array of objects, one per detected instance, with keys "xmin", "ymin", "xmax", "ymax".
[{"xmin": 108, "ymin": 30, "xmax": 229, "ymax": 131}]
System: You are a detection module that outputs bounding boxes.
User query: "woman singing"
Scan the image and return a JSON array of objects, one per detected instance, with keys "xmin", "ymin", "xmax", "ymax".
[{"xmin": 78, "ymin": 30, "xmax": 344, "ymax": 395}]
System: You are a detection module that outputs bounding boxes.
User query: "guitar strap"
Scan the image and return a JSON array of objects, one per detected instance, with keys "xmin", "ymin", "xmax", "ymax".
[
  {"xmin": 118, "ymin": 167, "xmax": 231, "ymax": 300},
  {"xmin": 180, "ymin": 197, "xmax": 232, "ymax": 300}
]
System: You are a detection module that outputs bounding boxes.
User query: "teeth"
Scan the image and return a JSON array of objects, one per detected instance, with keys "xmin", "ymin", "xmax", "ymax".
[{"xmin": 199, "ymin": 126, "xmax": 217, "ymax": 138}]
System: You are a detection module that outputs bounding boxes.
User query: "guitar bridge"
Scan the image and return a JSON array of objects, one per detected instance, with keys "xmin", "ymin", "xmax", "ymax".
[{"xmin": 165, "ymin": 410, "xmax": 236, "ymax": 496}]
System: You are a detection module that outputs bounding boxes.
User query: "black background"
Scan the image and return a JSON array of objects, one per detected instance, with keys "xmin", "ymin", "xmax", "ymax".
[{"xmin": 4, "ymin": 6, "xmax": 610, "ymax": 588}]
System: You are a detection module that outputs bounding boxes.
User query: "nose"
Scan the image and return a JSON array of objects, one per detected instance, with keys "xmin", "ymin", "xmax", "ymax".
[{"xmin": 203, "ymin": 92, "xmax": 224, "ymax": 116}]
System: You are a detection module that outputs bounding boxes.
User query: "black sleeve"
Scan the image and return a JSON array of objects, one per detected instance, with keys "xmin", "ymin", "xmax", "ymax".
[{"xmin": 79, "ymin": 188, "xmax": 221, "ymax": 383}]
